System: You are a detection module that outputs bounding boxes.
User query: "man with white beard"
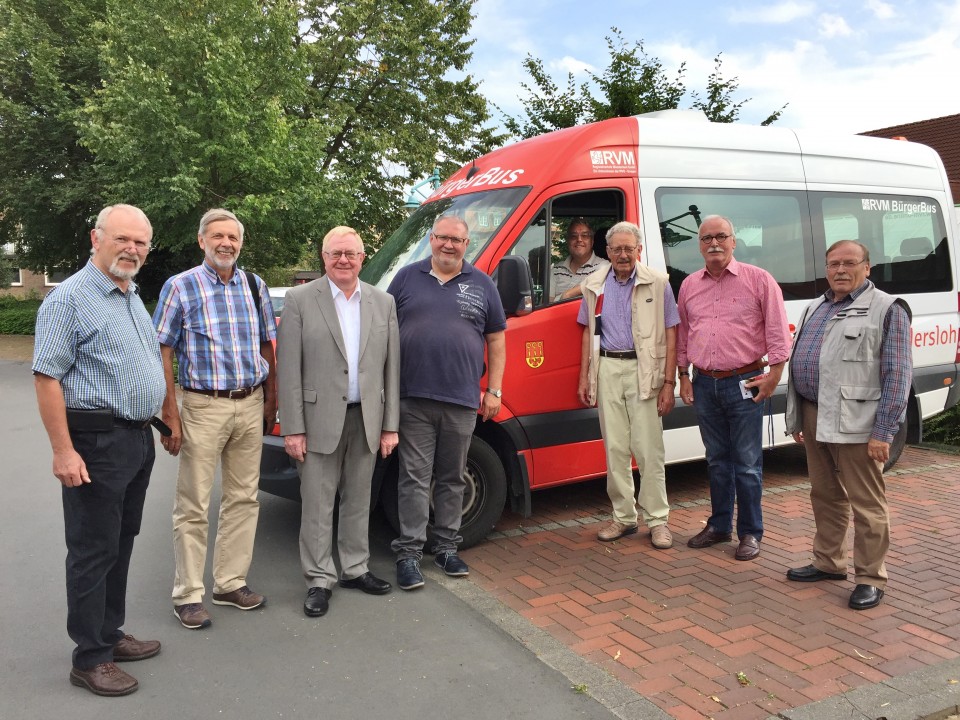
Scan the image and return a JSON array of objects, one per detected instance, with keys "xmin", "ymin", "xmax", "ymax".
[
  {"xmin": 154, "ymin": 208, "xmax": 277, "ymax": 630},
  {"xmin": 34, "ymin": 204, "xmax": 166, "ymax": 695}
]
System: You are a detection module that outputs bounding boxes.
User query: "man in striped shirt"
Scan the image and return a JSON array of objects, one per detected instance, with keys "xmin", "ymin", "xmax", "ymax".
[
  {"xmin": 784, "ymin": 240, "xmax": 911, "ymax": 610},
  {"xmin": 551, "ymin": 219, "xmax": 610, "ymax": 301},
  {"xmin": 154, "ymin": 209, "xmax": 277, "ymax": 630},
  {"xmin": 677, "ymin": 215, "xmax": 791, "ymax": 562},
  {"xmin": 34, "ymin": 204, "xmax": 166, "ymax": 696}
]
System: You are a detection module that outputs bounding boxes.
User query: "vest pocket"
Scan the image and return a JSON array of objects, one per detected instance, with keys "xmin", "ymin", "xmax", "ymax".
[
  {"xmin": 839, "ymin": 385, "xmax": 880, "ymax": 433},
  {"xmin": 841, "ymin": 325, "xmax": 880, "ymax": 361}
]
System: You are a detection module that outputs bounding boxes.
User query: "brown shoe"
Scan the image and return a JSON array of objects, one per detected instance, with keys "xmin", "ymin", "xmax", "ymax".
[
  {"xmin": 69, "ymin": 662, "xmax": 138, "ymax": 696},
  {"xmin": 686, "ymin": 525, "xmax": 733, "ymax": 548},
  {"xmin": 735, "ymin": 534, "xmax": 760, "ymax": 561},
  {"xmin": 597, "ymin": 520, "xmax": 639, "ymax": 542},
  {"xmin": 650, "ymin": 524, "xmax": 674, "ymax": 549},
  {"xmin": 174, "ymin": 602, "xmax": 212, "ymax": 629},
  {"xmin": 212, "ymin": 585, "xmax": 266, "ymax": 610},
  {"xmin": 113, "ymin": 634, "xmax": 161, "ymax": 662}
]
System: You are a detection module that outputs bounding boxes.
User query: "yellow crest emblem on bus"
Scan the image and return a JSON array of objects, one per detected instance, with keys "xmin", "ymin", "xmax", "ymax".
[{"xmin": 525, "ymin": 341, "xmax": 544, "ymax": 368}]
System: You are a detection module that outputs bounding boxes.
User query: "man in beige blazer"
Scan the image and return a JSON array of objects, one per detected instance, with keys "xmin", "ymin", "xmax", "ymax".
[{"xmin": 277, "ymin": 226, "xmax": 400, "ymax": 617}]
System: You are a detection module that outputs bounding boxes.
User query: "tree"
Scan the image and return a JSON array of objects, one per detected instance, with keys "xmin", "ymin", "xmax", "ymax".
[
  {"xmin": 0, "ymin": 0, "xmax": 105, "ymax": 276},
  {"xmin": 1, "ymin": 0, "xmax": 501, "ymax": 295},
  {"xmin": 500, "ymin": 28, "xmax": 786, "ymax": 139}
]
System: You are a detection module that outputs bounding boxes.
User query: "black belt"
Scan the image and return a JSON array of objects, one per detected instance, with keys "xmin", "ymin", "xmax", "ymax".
[
  {"xmin": 599, "ymin": 349, "xmax": 637, "ymax": 359},
  {"xmin": 183, "ymin": 385, "xmax": 261, "ymax": 399},
  {"xmin": 346, "ymin": 402, "xmax": 361, "ymax": 410},
  {"xmin": 694, "ymin": 360, "xmax": 766, "ymax": 379},
  {"xmin": 113, "ymin": 417, "xmax": 152, "ymax": 431}
]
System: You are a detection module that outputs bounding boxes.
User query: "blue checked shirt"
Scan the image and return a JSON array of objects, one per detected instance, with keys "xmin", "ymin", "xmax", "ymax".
[
  {"xmin": 153, "ymin": 262, "xmax": 276, "ymax": 390},
  {"xmin": 790, "ymin": 281, "xmax": 911, "ymax": 441},
  {"xmin": 32, "ymin": 261, "xmax": 166, "ymax": 421}
]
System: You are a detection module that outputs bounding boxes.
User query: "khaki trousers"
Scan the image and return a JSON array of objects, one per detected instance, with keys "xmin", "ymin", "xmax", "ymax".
[
  {"xmin": 596, "ymin": 357, "xmax": 669, "ymax": 527},
  {"xmin": 801, "ymin": 399, "xmax": 889, "ymax": 588},
  {"xmin": 172, "ymin": 388, "xmax": 264, "ymax": 605}
]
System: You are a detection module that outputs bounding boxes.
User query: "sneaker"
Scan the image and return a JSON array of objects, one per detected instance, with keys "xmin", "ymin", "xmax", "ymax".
[
  {"xmin": 174, "ymin": 603, "xmax": 212, "ymax": 629},
  {"xmin": 650, "ymin": 524, "xmax": 674, "ymax": 549},
  {"xmin": 212, "ymin": 585, "xmax": 266, "ymax": 610},
  {"xmin": 396, "ymin": 558, "xmax": 424, "ymax": 590},
  {"xmin": 434, "ymin": 551, "xmax": 469, "ymax": 577},
  {"xmin": 597, "ymin": 520, "xmax": 639, "ymax": 542}
]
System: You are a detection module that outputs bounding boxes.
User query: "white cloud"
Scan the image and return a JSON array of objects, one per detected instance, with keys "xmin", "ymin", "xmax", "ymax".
[
  {"xmin": 818, "ymin": 13, "xmax": 853, "ymax": 37},
  {"xmin": 865, "ymin": 0, "xmax": 896, "ymax": 20},
  {"xmin": 728, "ymin": 1, "xmax": 815, "ymax": 24},
  {"xmin": 551, "ymin": 55, "xmax": 595, "ymax": 76}
]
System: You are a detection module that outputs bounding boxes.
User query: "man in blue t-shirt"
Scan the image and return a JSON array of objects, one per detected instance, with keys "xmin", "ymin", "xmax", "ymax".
[{"xmin": 387, "ymin": 215, "xmax": 506, "ymax": 590}]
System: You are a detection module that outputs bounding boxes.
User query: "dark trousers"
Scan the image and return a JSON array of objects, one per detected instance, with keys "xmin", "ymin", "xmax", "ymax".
[{"xmin": 63, "ymin": 426, "xmax": 155, "ymax": 669}]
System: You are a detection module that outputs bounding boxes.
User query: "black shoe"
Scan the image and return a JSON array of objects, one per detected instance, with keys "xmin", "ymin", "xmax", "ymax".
[
  {"xmin": 396, "ymin": 558, "xmax": 424, "ymax": 591},
  {"xmin": 303, "ymin": 587, "xmax": 331, "ymax": 617},
  {"xmin": 786, "ymin": 564, "xmax": 847, "ymax": 582},
  {"xmin": 339, "ymin": 572, "xmax": 392, "ymax": 595},
  {"xmin": 849, "ymin": 584, "xmax": 884, "ymax": 610},
  {"xmin": 686, "ymin": 525, "xmax": 733, "ymax": 549},
  {"xmin": 434, "ymin": 551, "xmax": 469, "ymax": 577}
]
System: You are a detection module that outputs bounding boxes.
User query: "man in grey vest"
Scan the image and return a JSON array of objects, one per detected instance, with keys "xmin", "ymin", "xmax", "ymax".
[{"xmin": 784, "ymin": 240, "xmax": 911, "ymax": 610}]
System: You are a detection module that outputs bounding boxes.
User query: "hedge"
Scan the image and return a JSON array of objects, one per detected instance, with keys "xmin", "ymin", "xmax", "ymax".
[{"xmin": 0, "ymin": 297, "xmax": 41, "ymax": 334}]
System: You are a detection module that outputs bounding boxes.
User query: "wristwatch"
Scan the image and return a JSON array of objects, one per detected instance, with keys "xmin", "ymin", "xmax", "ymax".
[{"xmin": 486, "ymin": 387, "xmax": 502, "ymax": 398}]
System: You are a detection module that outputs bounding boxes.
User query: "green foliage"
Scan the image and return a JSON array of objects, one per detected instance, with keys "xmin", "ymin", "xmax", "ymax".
[
  {"xmin": 500, "ymin": 28, "xmax": 787, "ymax": 139},
  {"xmin": 0, "ymin": 0, "xmax": 500, "ymax": 297},
  {"xmin": 0, "ymin": 252, "xmax": 12, "ymax": 289},
  {"xmin": 924, "ymin": 404, "xmax": 960, "ymax": 446},
  {"xmin": 0, "ymin": 296, "xmax": 41, "ymax": 334}
]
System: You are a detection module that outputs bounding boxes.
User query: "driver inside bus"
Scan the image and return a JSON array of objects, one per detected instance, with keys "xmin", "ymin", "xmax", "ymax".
[{"xmin": 551, "ymin": 219, "xmax": 610, "ymax": 301}]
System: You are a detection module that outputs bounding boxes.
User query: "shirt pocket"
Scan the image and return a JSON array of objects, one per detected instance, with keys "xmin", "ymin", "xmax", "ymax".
[
  {"xmin": 839, "ymin": 385, "xmax": 880, "ymax": 434},
  {"xmin": 840, "ymin": 324, "xmax": 880, "ymax": 361}
]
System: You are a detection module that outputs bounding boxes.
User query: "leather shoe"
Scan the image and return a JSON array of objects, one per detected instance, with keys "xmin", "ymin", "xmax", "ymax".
[
  {"xmin": 687, "ymin": 525, "xmax": 732, "ymax": 549},
  {"xmin": 849, "ymin": 584, "xmax": 884, "ymax": 610},
  {"xmin": 597, "ymin": 520, "xmax": 638, "ymax": 542},
  {"xmin": 303, "ymin": 587, "xmax": 331, "ymax": 617},
  {"xmin": 786, "ymin": 564, "xmax": 847, "ymax": 582},
  {"xmin": 339, "ymin": 572, "xmax": 392, "ymax": 595},
  {"xmin": 735, "ymin": 535, "xmax": 760, "ymax": 561},
  {"xmin": 69, "ymin": 662, "xmax": 138, "ymax": 696},
  {"xmin": 113, "ymin": 634, "xmax": 161, "ymax": 662}
]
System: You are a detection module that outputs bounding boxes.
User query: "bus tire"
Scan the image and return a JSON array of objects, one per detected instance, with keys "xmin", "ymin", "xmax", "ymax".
[{"xmin": 379, "ymin": 436, "xmax": 507, "ymax": 551}]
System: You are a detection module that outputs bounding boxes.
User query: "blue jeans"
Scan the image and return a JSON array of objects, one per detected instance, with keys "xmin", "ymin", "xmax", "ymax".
[{"xmin": 692, "ymin": 371, "xmax": 765, "ymax": 540}]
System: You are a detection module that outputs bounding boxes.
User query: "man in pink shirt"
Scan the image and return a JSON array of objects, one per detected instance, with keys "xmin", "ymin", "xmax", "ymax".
[{"xmin": 677, "ymin": 215, "xmax": 791, "ymax": 561}]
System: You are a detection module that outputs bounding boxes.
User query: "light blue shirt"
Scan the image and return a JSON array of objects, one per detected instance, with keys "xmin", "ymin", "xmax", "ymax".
[
  {"xmin": 329, "ymin": 277, "xmax": 362, "ymax": 403},
  {"xmin": 33, "ymin": 261, "xmax": 166, "ymax": 421}
]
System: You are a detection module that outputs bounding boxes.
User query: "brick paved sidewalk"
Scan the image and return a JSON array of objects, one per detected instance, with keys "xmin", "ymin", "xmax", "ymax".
[{"xmin": 460, "ymin": 445, "xmax": 960, "ymax": 720}]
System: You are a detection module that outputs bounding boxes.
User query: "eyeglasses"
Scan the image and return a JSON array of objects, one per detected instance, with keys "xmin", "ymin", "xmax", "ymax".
[
  {"xmin": 323, "ymin": 250, "xmax": 363, "ymax": 261},
  {"xmin": 433, "ymin": 234, "xmax": 467, "ymax": 246},
  {"xmin": 109, "ymin": 237, "xmax": 151, "ymax": 253},
  {"xmin": 699, "ymin": 233, "xmax": 733, "ymax": 244},
  {"xmin": 826, "ymin": 259, "xmax": 866, "ymax": 271},
  {"xmin": 607, "ymin": 245, "xmax": 638, "ymax": 256}
]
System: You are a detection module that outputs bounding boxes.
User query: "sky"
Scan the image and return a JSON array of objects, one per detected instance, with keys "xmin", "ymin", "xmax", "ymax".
[{"xmin": 466, "ymin": 0, "xmax": 960, "ymax": 135}]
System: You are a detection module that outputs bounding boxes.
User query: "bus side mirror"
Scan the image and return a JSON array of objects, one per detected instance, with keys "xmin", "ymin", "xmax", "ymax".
[{"xmin": 493, "ymin": 255, "xmax": 533, "ymax": 317}]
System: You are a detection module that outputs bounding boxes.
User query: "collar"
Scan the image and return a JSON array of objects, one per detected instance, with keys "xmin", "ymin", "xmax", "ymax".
[
  {"xmin": 697, "ymin": 256, "xmax": 740, "ymax": 279},
  {"xmin": 825, "ymin": 280, "xmax": 872, "ymax": 304},
  {"xmin": 419, "ymin": 257, "xmax": 473, "ymax": 276},
  {"xmin": 201, "ymin": 260, "xmax": 240, "ymax": 286},
  {"xmin": 84, "ymin": 260, "xmax": 137, "ymax": 297},
  {"xmin": 327, "ymin": 275, "xmax": 361, "ymax": 301}
]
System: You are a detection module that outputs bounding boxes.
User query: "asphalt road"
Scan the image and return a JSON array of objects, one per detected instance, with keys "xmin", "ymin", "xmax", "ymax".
[{"xmin": 0, "ymin": 357, "xmax": 616, "ymax": 719}]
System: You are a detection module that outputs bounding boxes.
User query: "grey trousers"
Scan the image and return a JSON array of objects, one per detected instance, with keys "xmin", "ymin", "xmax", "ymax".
[
  {"xmin": 299, "ymin": 405, "xmax": 377, "ymax": 589},
  {"xmin": 391, "ymin": 397, "xmax": 475, "ymax": 560}
]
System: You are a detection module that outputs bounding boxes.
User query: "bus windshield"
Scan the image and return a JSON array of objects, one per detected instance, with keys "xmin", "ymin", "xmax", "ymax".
[{"xmin": 361, "ymin": 186, "xmax": 531, "ymax": 289}]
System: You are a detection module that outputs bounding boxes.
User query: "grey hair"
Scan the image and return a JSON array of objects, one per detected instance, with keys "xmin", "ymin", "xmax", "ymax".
[
  {"xmin": 605, "ymin": 221, "xmax": 643, "ymax": 244},
  {"xmin": 199, "ymin": 208, "xmax": 244, "ymax": 242},
  {"xmin": 699, "ymin": 215, "xmax": 736, "ymax": 236},
  {"xmin": 94, "ymin": 204, "xmax": 153, "ymax": 241},
  {"xmin": 432, "ymin": 214, "xmax": 469, "ymax": 237}
]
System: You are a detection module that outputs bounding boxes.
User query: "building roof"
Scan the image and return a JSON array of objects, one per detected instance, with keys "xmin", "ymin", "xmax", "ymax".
[{"xmin": 860, "ymin": 113, "xmax": 960, "ymax": 202}]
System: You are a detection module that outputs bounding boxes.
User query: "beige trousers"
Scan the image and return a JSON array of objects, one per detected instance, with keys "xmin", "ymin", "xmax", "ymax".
[
  {"xmin": 596, "ymin": 357, "xmax": 670, "ymax": 527},
  {"xmin": 801, "ymin": 399, "xmax": 889, "ymax": 589},
  {"xmin": 172, "ymin": 388, "xmax": 264, "ymax": 605}
]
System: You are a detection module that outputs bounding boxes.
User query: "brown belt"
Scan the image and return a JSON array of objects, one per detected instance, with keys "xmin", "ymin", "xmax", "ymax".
[
  {"xmin": 694, "ymin": 360, "xmax": 766, "ymax": 380},
  {"xmin": 599, "ymin": 349, "xmax": 638, "ymax": 359},
  {"xmin": 183, "ymin": 384, "xmax": 261, "ymax": 400}
]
